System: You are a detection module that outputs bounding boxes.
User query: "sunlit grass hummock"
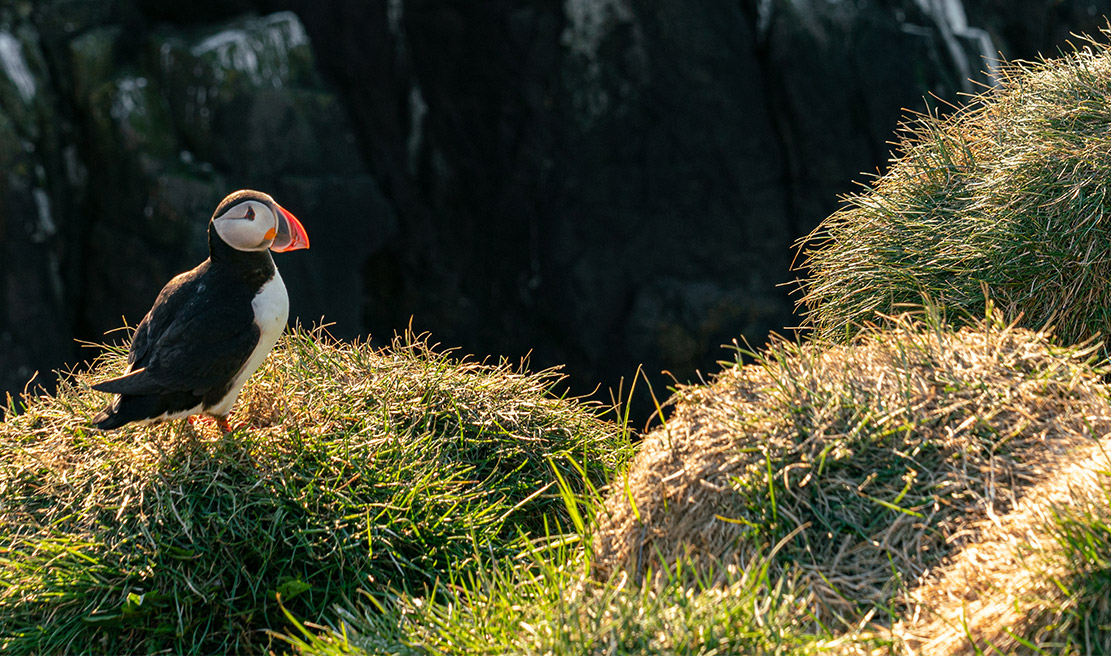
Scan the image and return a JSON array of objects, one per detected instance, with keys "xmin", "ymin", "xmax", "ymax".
[
  {"xmin": 798, "ymin": 30, "xmax": 1111, "ymax": 347},
  {"xmin": 592, "ymin": 310, "xmax": 1111, "ymax": 629},
  {"xmin": 0, "ymin": 327, "xmax": 628, "ymax": 654}
]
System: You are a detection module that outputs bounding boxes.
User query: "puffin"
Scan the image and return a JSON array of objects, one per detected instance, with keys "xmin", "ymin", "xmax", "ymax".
[{"xmin": 90, "ymin": 189, "xmax": 310, "ymax": 431}]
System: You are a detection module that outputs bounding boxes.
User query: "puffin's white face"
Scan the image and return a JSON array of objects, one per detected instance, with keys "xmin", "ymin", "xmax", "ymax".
[
  {"xmin": 212, "ymin": 199, "xmax": 282, "ymax": 252},
  {"xmin": 210, "ymin": 190, "xmax": 309, "ymax": 254}
]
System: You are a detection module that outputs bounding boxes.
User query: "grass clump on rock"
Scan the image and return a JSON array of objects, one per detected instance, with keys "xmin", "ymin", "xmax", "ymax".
[
  {"xmin": 798, "ymin": 30, "xmax": 1111, "ymax": 345},
  {"xmin": 591, "ymin": 310, "xmax": 1111, "ymax": 626},
  {"xmin": 0, "ymin": 326, "xmax": 628, "ymax": 654}
]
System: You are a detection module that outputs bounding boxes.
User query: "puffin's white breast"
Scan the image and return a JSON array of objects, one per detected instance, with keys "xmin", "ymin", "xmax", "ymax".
[{"xmin": 208, "ymin": 269, "xmax": 289, "ymax": 416}]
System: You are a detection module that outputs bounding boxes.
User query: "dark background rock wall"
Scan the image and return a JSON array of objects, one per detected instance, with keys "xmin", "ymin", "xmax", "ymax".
[{"xmin": 1, "ymin": 0, "xmax": 1108, "ymax": 422}]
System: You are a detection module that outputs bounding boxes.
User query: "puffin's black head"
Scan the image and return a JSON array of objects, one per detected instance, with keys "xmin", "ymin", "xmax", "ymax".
[{"xmin": 209, "ymin": 189, "xmax": 310, "ymax": 256}]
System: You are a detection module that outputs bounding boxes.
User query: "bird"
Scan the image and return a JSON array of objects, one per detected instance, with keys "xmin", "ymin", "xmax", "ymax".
[{"xmin": 90, "ymin": 189, "xmax": 310, "ymax": 432}]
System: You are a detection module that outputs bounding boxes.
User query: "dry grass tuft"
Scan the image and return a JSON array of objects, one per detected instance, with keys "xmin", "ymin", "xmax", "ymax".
[
  {"xmin": 894, "ymin": 436, "xmax": 1111, "ymax": 655},
  {"xmin": 592, "ymin": 311, "xmax": 1111, "ymax": 626}
]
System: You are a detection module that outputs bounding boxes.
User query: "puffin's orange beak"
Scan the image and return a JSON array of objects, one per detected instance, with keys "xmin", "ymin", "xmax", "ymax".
[{"xmin": 270, "ymin": 204, "xmax": 310, "ymax": 252}]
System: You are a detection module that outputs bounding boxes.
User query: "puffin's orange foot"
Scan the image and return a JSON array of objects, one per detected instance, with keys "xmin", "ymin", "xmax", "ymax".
[
  {"xmin": 215, "ymin": 416, "xmax": 250, "ymax": 433},
  {"xmin": 186, "ymin": 415, "xmax": 241, "ymax": 433}
]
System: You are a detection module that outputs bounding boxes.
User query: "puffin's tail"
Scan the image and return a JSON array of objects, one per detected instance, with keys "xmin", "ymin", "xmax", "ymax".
[
  {"xmin": 90, "ymin": 396, "xmax": 154, "ymax": 430},
  {"xmin": 91, "ymin": 398, "xmax": 128, "ymax": 430}
]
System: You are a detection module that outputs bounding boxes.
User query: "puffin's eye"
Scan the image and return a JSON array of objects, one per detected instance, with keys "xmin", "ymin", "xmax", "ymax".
[{"xmin": 245, "ymin": 206, "xmax": 255, "ymax": 220}]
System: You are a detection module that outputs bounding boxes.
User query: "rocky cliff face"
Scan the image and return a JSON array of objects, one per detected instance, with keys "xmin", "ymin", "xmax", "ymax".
[{"xmin": 1, "ymin": 0, "xmax": 1106, "ymax": 417}]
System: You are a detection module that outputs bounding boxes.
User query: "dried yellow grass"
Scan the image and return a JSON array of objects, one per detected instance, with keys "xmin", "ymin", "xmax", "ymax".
[
  {"xmin": 592, "ymin": 311, "xmax": 1111, "ymax": 626},
  {"xmin": 895, "ymin": 437, "xmax": 1111, "ymax": 654}
]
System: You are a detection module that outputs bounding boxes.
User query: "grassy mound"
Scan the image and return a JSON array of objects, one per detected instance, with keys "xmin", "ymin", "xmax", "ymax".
[
  {"xmin": 798, "ymin": 31, "xmax": 1111, "ymax": 345},
  {"xmin": 0, "ymin": 327, "xmax": 628, "ymax": 654},
  {"xmin": 591, "ymin": 311, "xmax": 1111, "ymax": 624}
]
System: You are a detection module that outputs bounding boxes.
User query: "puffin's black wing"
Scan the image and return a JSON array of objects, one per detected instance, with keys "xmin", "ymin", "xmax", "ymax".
[
  {"xmin": 92, "ymin": 262, "xmax": 261, "ymax": 398},
  {"xmin": 125, "ymin": 266, "xmax": 204, "ymax": 371}
]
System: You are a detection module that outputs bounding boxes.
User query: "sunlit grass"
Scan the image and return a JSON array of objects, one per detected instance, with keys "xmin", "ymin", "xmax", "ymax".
[
  {"xmin": 798, "ymin": 30, "xmax": 1111, "ymax": 352},
  {"xmin": 282, "ymin": 310, "xmax": 1111, "ymax": 656},
  {"xmin": 5, "ymin": 313, "xmax": 1111, "ymax": 654},
  {"xmin": 280, "ymin": 477, "xmax": 847, "ymax": 656},
  {"xmin": 1025, "ymin": 481, "xmax": 1111, "ymax": 652},
  {"xmin": 0, "ymin": 326, "xmax": 629, "ymax": 654}
]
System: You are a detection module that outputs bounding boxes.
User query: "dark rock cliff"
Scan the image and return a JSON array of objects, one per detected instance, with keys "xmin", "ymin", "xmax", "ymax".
[{"xmin": 1, "ymin": 0, "xmax": 1106, "ymax": 419}]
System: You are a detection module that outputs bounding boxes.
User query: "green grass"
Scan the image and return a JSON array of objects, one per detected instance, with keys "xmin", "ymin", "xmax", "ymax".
[
  {"xmin": 279, "ymin": 309, "xmax": 1111, "ymax": 656},
  {"xmin": 797, "ymin": 30, "xmax": 1111, "ymax": 349},
  {"xmin": 279, "ymin": 501, "xmax": 847, "ymax": 656},
  {"xmin": 0, "ymin": 326, "xmax": 630, "ymax": 654},
  {"xmin": 788, "ymin": 26, "xmax": 1111, "ymax": 651}
]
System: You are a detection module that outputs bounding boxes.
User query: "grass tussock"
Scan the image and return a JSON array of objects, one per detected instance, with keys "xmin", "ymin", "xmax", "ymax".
[
  {"xmin": 798, "ymin": 29, "xmax": 1111, "ymax": 346},
  {"xmin": 11, "ymin": 312, "xmax": 1109, "ymax": 654},
  {"xmin": 0, "ymin": 326, "xmax": 628, "ymax": 654},
  {"xmin": 592, "ymin": 310, "xmax": 1111, "ymax": 626}
]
